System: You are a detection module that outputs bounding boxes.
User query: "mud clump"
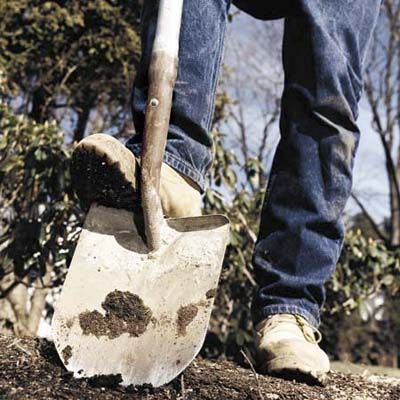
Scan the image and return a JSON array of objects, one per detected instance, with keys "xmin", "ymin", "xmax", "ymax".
[
  {"xmin": 205, "ymin": 288, "xmax": 217, "ymax": 299},
  {"xmin": 61, "ymin": 345, "xmax": 72, "ymax": 365},
  {"xmin": 65, "ymin": 318, "xmax": 74, "ymax": 329},
  {"xmin": 80, "ymin": 310, "xmax": 110, "ymax": 337},
  {"xmin": 177, "ymin": 304, "xmax": 199, "ymax": 337},
  {"xmin": 79, "ymin": 290, "xmax": 152, "ymax": 339}
]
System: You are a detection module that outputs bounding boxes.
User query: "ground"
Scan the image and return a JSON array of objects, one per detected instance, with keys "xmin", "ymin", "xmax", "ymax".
[{"xmin": 0, "ymin": 335, "xmax": 398, "ymax": 400}]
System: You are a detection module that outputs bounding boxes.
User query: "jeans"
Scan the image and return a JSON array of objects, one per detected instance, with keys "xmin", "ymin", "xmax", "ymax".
[{"xmin": 128, "ymin": 0, "xmax": 381, "ymax": 327}]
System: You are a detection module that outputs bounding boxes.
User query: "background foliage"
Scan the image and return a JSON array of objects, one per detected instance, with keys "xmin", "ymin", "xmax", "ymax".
[
  {"xmin": 0, "ymin": 71, "xmax": 83, "ymax": 335},
  {"xmin": 0, "ymin": 0, "xmax": 141, "ymax": 140}
]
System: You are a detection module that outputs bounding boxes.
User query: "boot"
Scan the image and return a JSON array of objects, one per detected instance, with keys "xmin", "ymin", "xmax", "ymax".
[
  {"xmin": 255, "ymin": 314, "xmax": 330, "ymax": 384},
  {"xmin": 71, "ymin": 134, "xmax": 202, "ymax": 217}
]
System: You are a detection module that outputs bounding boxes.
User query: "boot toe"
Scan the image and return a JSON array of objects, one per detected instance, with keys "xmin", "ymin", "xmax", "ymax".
[{"xmin": 259, "ymin": 339, "xmax": 330, "ymax": 384}]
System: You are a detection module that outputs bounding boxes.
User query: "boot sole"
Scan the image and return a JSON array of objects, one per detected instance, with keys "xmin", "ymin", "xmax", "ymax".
[
  {"xmin": 71, "ymin": 134, "xmax": 140, "ymax": 211},
  {"xmin": 268, "ymin": 366, "xmax": 327, "ymax": 386},
  {"xmin": 262, "ymin": 357, "xmax": 328, "ymax": 386}
]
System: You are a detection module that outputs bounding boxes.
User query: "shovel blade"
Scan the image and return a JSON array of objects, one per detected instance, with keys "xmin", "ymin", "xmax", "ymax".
[{"xmin": 52, "ymin": 205, "xmax": 229, "ymax": 387}]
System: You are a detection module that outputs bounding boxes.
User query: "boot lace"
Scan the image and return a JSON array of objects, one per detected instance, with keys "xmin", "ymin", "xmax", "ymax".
[
  {"xmin": 257, "ymin": 314, "xmax": 322, "ymax": 344},
  {"xmin": 294, "ymin": 315, "xmax": 322, "ymax": 344}
]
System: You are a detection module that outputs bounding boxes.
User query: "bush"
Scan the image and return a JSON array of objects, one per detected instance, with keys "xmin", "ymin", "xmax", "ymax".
[{"xmin": 0, "ymin": 71, "xmax": 84, "ymax": 335}]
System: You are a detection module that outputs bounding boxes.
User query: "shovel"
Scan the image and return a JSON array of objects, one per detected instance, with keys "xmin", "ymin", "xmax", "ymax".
[{"xmin": 52, "ymin": 0, "xmax": 230, "ymax": 387}]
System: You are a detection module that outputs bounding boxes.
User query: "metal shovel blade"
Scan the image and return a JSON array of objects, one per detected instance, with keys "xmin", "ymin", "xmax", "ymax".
[{"xmin": 52, "ymin": 204, "xmax": 229, "ymax": 387}]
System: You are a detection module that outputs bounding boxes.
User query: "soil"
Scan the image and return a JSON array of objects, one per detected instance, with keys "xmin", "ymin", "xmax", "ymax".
[
  {"xmin": 0, "ymin": 334, "xmax": 398, "ymax": 400},
  {"xmin": 79, "ymin": 290, "xmax": 152, "ymax": 339},
  {"xmin": 177, "ymin": 304, "xmax": 199, "ymax": 337}
]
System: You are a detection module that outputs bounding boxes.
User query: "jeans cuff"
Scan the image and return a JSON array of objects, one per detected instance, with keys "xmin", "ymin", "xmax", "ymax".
[
  {"xmin": 125, "ymin": 143, "xmax": 207, "ymax": 192},
  {"xmin": 257, "ymin": 304, "xmax": 320, "ymax": 328}
]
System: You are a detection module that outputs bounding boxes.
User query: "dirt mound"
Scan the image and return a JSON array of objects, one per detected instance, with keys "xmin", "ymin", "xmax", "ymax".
[{"xmin": 0, "ymin": 335, "xmax": 398, "ymax": 400}]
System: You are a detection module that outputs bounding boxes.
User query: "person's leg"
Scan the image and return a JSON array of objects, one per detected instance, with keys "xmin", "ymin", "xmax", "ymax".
[
  {"xmin": 253, "ymin": 0, "xmax": 381, "ymax": 379},
  {"xmin": 72, "ymin": 0, "xmax": 231, "ymax": 216},
  {"xmin": 128, "ymin": 0, "xmax": 231, "ymax": 192}
]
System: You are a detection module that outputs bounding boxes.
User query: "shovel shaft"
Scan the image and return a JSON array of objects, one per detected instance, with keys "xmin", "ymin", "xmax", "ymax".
[{"xmin": 141, "ymin": 0, "xmax": 184, "ymax": 251}]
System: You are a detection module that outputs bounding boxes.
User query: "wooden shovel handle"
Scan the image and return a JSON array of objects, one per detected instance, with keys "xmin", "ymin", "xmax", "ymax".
[
  {"xmin": 141, "ymin": 0, "xmax": 183, "ymax": 251},
  {"xmin": 141, "ymin": 51, "xmax": 178, "ymax": 251}
]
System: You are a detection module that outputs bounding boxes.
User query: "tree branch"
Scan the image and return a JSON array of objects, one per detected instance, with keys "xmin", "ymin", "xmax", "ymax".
[{"xmin": 350, "ymin": 193, "xmax": 388, "ymax": 242}]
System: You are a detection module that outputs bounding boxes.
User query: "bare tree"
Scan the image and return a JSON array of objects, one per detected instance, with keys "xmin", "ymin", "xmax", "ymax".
[
  {"xmin": 355, "ymin": 0, "xmax": 400, "ymax": 248},
  {"xmin": 223, "ymin": 17, "xmax": 283, "ymax": 191},
  {"xmin": 0, "ymin": 263, "xmax": 52, "ymax": 337}
]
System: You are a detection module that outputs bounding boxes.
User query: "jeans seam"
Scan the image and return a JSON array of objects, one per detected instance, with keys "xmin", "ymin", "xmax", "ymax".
[
  {"xmin": 164, "ymin": 151, "xmax": 206, "ymax": 190},
  {"xmin": 204, "ymin": 10, "xmax": 228, "ymax": 132},
  {"xmin": 261, "ymin": 172, "xmax": 278, "ymax": 214},
  {"xmin": 259, "ymin": 304, "xmax": 320, "ymax": 328}
]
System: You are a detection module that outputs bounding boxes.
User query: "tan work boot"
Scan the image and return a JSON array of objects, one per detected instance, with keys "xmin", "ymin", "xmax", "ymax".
[
  {"xmin": 71, "ymin": 133, "xmax": 202, "ymax": 217},
  {"xmin": 255, "ymin": 314, "xmax": 330, "ymax": 384}
]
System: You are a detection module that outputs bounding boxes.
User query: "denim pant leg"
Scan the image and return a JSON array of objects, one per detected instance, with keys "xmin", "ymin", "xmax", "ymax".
[
  {"xmin": 252, "ymin": 0, "xmax": 382, "ymax": 327},
  {"xmin": 127, "ymin": 0, "xmax": 231, "ymax": 191}
]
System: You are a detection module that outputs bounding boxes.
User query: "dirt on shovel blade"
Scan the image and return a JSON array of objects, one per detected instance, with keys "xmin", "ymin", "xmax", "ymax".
[
  {"xmin": 176, "ymin": 304, "xmax": 199, "ymax": 337},
  {"xmin": 79, "ymin": 290, "xmax": 153, "ymax": 339},
  {"xmin": 61, "ymin": 345, "xmax": 72, "ymax": 366}
]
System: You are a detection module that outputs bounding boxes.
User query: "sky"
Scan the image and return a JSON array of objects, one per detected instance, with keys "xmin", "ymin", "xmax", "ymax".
[{"xmin": 223, "ymin": 11, "xmax": 390, "ymax": 223}]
